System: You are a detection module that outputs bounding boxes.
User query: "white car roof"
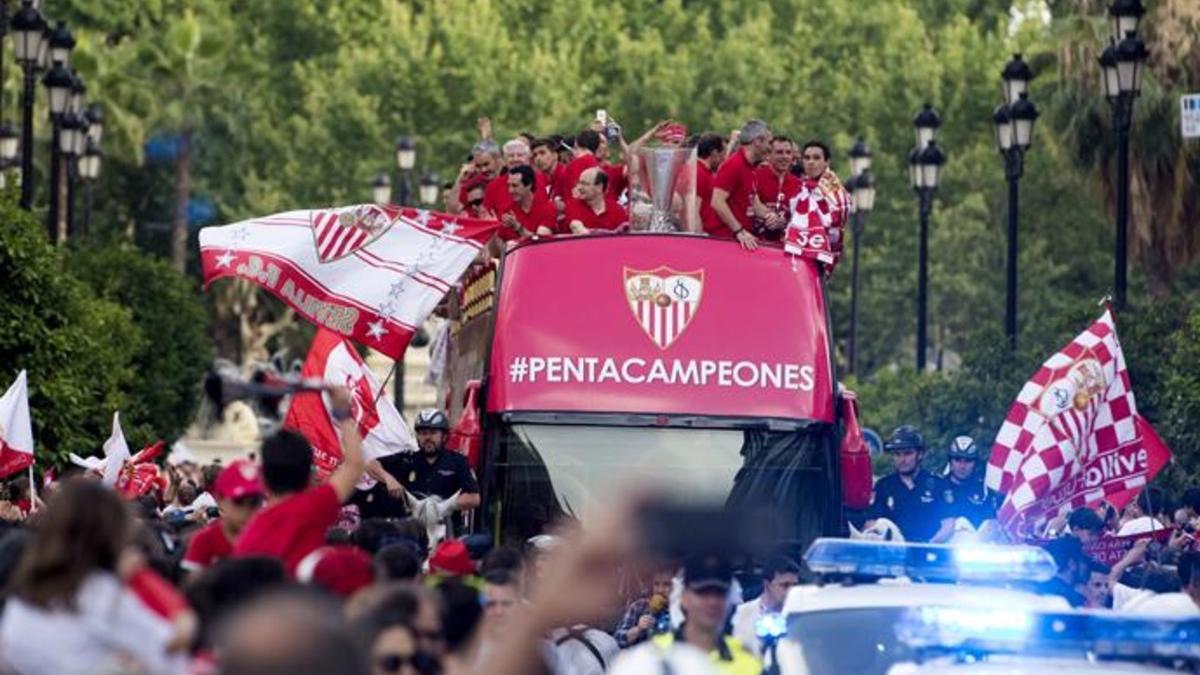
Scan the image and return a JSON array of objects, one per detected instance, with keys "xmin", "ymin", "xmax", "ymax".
[
  {"xmin": 889, "ymin": 657, "xmax": 1179, "ymax": 675},
  {"xmin": 783, "ymin": 580, "xmax": 1071, "ymax": 615}
]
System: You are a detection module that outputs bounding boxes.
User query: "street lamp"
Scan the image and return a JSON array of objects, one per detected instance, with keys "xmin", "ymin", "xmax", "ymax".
[
  {"xmin": 993, "ymin": 54, "xmax": 1039, "ymax": 350},
  {"xmin": 10, "ymin": 0, "xmax": 45, "ymax": 210},
  {"xmin": 85, "ymin": 102, "xmax": 103, "ymax": 145},
  {"xmin": 77, "ymin": 139, "xmax": 101, "ymax": 236},
  {"xmin": 846, "ymin": 149, "xmax": 875, "ymax": 376},
  {"xmin": 371, "ymin": 172, "xmax": 391, "ymax": 204},
  {"xmin": 394, "ymin": 135, "xmax": 416, "ymax": 207},
  {"xmin": 0, "ymin": 123, "xmax": 18, "ymax": 166},
  {"xmin": 41, "ymin": 59, "xmax": 72, "ymax": 241},
  {"xmin": 911, "ymin": 103, "xmax": 944, "ymax": 370},
  {"xmin": 59, "ymin": 108, "xmax": 85, "ymax": 236},
  {"xmin": 46, "ymin": 20, "xmax": 73, "ymax": 67},
  {"xmin": 419, "ymin": 170, "xmax": 439, "ymax": 206},
  {"xmin": 1098, "ymin": 0, "xmax": 1149, "ymax": 309}
]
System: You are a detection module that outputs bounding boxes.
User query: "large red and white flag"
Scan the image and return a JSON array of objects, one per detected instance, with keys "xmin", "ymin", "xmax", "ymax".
[
  {"xmin": 284, "ymin": 328, "xmax": 415, "ymax": 480},
  {"xmin": 985, "ymin": 310, "xmax": 1171, "ymax": 536},
  {"xmin": 0, "ymin": 371, "xmax": 35, "ymax": 479},
  {"xmin": 200, "ymin": 205, "xmax": 498, "ymax": 359}
]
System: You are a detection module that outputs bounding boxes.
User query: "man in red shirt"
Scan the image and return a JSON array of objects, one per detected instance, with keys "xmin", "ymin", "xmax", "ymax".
[
  {"xmin": 483, "ymin": 139, "xmax": 548, "ymax": 215},
  {"xmin": 449, "ymin": 142, "xmax": 502, "ymax": 214},
  {"xmin": 559, "ymin": 129, "xmax": 602, "ymax": 206},
  {"xmin": 693, "ymin": 133, "xmax": 727, "ymax": 236},
  {"xmin": 498, "ymin": 165, "xmax": 556, "ymax": 242},
  {"xmin": 753, "ymin": 135, "xmax": 803, "ymax": 242},
  {"xmin": 712, "ymin": 119, "xmax": 773, "ymax": 250},
  {"xmin": 233, "ymin": 388, "xmax": 365, "ymax": 574},
  {"xmin": 181, "ymin": 458, "xmax": 264, "ymax": 576},
  {"xmin": 532, "ymin": 137, "xmax": 566, "ymax": 202},
  {"xmin": 563, "ymin": 168, "xmax": 628, "ymax": 234}
]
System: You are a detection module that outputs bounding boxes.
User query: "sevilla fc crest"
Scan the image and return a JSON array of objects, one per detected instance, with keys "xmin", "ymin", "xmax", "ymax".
[
  {"xmin": 624, "ymin": 267, "xmax": 704, "ymax": 350},
  {"xmin": 311, "ymin": 204, "xmax": 396, "ymax": 263}
]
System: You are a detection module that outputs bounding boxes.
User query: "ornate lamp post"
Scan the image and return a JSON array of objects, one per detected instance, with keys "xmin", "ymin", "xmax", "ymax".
[
  {"xmin": 394, "ymin": 135, "xmax": 416, "ymax": 207},
  {"xmin": 846, "ymin": 137, "xmax": 873, "ymax": 376},
  {"xmin": 1098, "ymin": 0, "xmax": 1149, "ymax": 309},
  {"xmin": 418, "ymin": 170, "xmax": 439, "ymax": 206},
  {"xmin": 911, "ymin": 104, "xmax": 945, "ymax": 371},
  {"xmin": 9, "ymin": 0, "xmax": 44, "ymax": 210},
  {"xmin": 371, "ymin": 171, "xmax": 392, "ymax": 205},
  {"xmin": 77, "ymin": 139, "xmax": 101, "ymax": 236},
  {"xmin": 993, "ymin": 54, "xmax": 1039, "ymax": 350},
  {"xmin": 41, "ymin": 57, "xmax": 71, "ymax": 241}
]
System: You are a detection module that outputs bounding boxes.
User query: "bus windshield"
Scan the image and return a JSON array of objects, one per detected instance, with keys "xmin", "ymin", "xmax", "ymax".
[{"xmin": 490, "ymin": 423, "xmax": 837, "ymax": 545}]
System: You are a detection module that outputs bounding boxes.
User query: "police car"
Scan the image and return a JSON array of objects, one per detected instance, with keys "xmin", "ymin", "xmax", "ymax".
[{"xmin": 761, "ymin": 539, "xmax": 1200, "ymax": 675}]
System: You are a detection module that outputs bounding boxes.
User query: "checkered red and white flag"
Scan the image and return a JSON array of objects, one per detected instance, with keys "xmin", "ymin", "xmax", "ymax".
[
  {"xmin": 784, "ymin": 183, "xmax": 836, "ymax": 266},
  {"xmin": 985, "ymin": 309, "xmax": 1172, "ymax": 536},
  {"xmin": 200, "ymin": 205, "xmax": 498, "ymax": 360}
]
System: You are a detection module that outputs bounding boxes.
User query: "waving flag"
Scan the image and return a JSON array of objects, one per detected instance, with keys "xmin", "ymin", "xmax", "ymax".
[
  {"xmin": 0, "ymin": 371, "xmax": 34, "ymax": 479},
  {"xmin": 985, "ymin": 309, "xmax": 1171, "ymax": 536},
  {"xmin": 284, "ymin": 328, "xmax": 415, "ymax": 480},
  {"xmin": 200, "ymin": 205, "xmax": 498, "ymax": 359}
]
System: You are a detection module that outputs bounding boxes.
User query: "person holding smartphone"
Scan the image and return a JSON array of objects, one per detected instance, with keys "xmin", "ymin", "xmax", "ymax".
[{"xmin": 181, "ymin": 459, "xmax": 266, "ymax": 576}]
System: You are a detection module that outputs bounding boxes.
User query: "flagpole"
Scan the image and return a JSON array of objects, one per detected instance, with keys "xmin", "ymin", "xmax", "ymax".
[{"xmin": 375, "ymin": 363, "xmax": 399, "ymax": 412}]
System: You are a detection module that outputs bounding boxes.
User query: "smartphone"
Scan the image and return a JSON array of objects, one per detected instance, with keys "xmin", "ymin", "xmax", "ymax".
[{"xmin": 596, "ymin": 109, "xmax": 608, "ymax": 126}]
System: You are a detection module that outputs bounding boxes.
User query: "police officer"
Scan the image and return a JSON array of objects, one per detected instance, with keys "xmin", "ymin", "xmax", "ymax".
[
  {"xmin": 943, "ymin": 435, "xmax": 1000, "ymax": 528},
  {"xmin": 396, "ymin": 408, "xmax": 479, "ymax": 519},
  {"xmin": 865, "ymin": 426, "xmax": 954, "ymax": 543}
]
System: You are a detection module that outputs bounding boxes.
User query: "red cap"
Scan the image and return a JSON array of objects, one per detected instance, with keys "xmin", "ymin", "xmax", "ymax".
[
  {"xmin": 212, "ymin": 459, "xmax": 264, "ymax": 500},
  {"xmin": 296, "ymin": 545, "xmax": 375, "ymax": 597},
  {"xmin": 428, "ymin": 539, "xmax": 475, "ymax": 577}
]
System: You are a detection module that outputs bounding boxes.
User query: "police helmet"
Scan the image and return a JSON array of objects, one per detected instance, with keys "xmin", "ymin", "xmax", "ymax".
[
  {"xmin": 884, "ymin": 425, "xmax": 925, "ymax": 453},
  {"xmin": 947, "ymin": 435, "xmax": 979, "ymax": 460},
  {"xmin": 413, "ymin": 408, "xmax": 450, "ymax": 432}
]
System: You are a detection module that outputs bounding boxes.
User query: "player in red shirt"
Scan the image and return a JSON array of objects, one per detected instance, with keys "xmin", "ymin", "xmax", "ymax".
[
  {"xmin": 560, "ymin": 129, "xmax": 602, "ymax": 205},
  {"xmin": 563, "ymin": 167, "xmax": 628, "ymax": 234},
  {"xmin": 232, "ymin": 388, "xmax": 365, "ymax": 575},
  {"xmin": 693, "ymin": 133, "xmax": 727, "ymax": 236},
  {"xmin": 449, "ymin": 142, "xmax": 502, "ymax": 215},
  {"xmin": 497, "ymin": 165, "xmax": 557, "ymax": 242},
  {"xmin": 532, "ymin": 137, "xmax": 567, "ymax": 202},
  {"xmin": 753, "ymin": 135, "xmax": 803, "ymax": 242},
  {"xmin": 181, "ymin": 458, "xmax": 265, "ymax": 576},
  {"xmin": 711, "ymin": 119, "xmax": 773, "ymax": 250},
  {"xmin": 483, "ymin": 139, "xmax": 549, "ymax": 215}
]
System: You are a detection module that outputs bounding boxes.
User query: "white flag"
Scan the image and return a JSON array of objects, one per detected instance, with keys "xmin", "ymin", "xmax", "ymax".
[
  {"xmin": 0, "ymin": 371, "xmax": 35, "ymax": 478},
  {"xmin": 100, "ymin": 412, "xmax": 131, "ymax": 487},
  {"xmin": 199, "ymin": 205, "xmax": 497, "ymax": 360}
]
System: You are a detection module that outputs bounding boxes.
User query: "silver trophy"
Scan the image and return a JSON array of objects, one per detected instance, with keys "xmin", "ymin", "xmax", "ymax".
[{"xmin": 633, "ymin": 147, "xmax": 695, "ymax": 232}]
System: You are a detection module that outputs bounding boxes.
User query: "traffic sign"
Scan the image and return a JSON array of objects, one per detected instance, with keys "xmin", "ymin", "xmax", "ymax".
[{"xmin": 1183, "ymin": 94, "xmax": 1200, "ymax": 139}]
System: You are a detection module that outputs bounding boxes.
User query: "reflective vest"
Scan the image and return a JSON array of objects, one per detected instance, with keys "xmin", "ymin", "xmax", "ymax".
[{"xmin": 652, "ymin": 629, "xmax": 762, "ymax": 675}]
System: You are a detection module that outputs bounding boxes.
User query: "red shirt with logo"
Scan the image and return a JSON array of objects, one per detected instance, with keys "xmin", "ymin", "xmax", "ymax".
[
  {"xmin": 696, "ymin": 161, "xmax": 720, "ymax": 235},
  {"xmin": 754, "ymin": 165, "xmax": 802, "ymax": 216},
  {"xmin": 712, "ymin": 148, "xmax": 757, "ymax": 237},
  {"xmin": 483, "ymin": 170, "xmax": 549, "ymax": 215},
  {"xmin": 182, "ymin": 520, "xmax": 234, "ymax": 572},
  {"xmin": 602, "ymin": 162, "xmax": 628, "ymax": 201},
  {"xmin": 562, "ymin": 198, "xmax": 629, "ymax": 233},
  {"xmin": 232, "ymin": 484, "xmax": 340, "ymax": 575},
  {"xmin": 560, "ymin": 154, "xmax": 600, "ymax": 203},
  {"xmin": 498, "ymin": 193, "xmax": 558, "ymax": 241},
  {"xmin": 543, "ymin": 163, "xmax": 568, "ymax": 201}
]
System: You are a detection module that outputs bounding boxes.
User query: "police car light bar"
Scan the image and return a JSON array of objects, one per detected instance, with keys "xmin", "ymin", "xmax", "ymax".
[
  {"xmin": 896, "ymin": 606, "xmax": 1200, "ymax": 661},
  {"xmin": 803, "ymin": 538, "xmax": 1058, "ymax": 583}
]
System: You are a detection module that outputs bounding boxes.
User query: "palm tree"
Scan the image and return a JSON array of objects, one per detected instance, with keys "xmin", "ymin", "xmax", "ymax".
[{"xmin": 1040, "ymin": 0, "xmax": 1199, "ymax": 296}]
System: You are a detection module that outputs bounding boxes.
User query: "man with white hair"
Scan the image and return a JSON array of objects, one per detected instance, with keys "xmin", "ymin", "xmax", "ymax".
[
  {"xmin": 480, "ymin": 138, "xmax": 550, "ymax": 216},
  {"xmin": 711, "ymin": 119, "xmax": 773, "ymax": 251}
]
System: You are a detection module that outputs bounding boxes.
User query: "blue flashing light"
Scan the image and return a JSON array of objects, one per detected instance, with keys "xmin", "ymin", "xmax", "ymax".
[
  {"xmin": 755, "ymin": 612, "xmax": 788, "ymax": 640},
  {"xmin": 803, "ymin": 538, "xmax": 1057, "ymax": 583},
  {"xmin": 896, "ymin": 607, "xmax": 1200, "ymax": 660}
]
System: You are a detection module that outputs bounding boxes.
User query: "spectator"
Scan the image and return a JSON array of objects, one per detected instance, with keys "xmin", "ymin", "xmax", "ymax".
[
  {"xmin": 712, "ymin": 119, "xmax": 772, "ymax": 250},
  {"xmin": 1039, "ymin": 535, "xmax": 1089, "ymax": 607},
  {"xmin": 479, "ymin": 545, "xmax": 525, "ymax": 582},
  {"xmin": 731, "ymin": 554, "xmax": 801, "ymax": 657},
  {"xmin": 216, "ymin": 588, "xmax": 368, "ymax": 675},
  {"xmin": 185, "ymin": 556, "xmax": 288, "ymax": 653},
  {"xmin": 549, "ymin": 621, "xmax": 619, "ymax": 675},
  {"xmin": 376, "ymin": 543, "xmax": 423, "ymax": 583},
  {"xmin": 1119, "ymin": 486, "xmax": 1171, "ymax": 535},
  {"xmin": 563, "ymin": 167, "xmax": 629, "ymax": 234},
  {"xmin": 1181, "ymin": 487, "xmax": 1200, "ymax": 522},
  {"xmin": 351, "ymin": 518, "xmax": 403, "ymax": 556},
  {"xmin": 233, "ymin": 389, "xmax": 366, "ymax": 574},
  {"xmin": 1081, "ymin": 559, "xmax": 1112, "ymax": 609},
  {"xmin": 626, "ymin": 554, "xmax": 759, "ymax": 675},
  {"xmin": 752, "ymin": 135, "xmax": 801, "ymax": 242},
  {"xmin": 435, "ymin": 578, "xmax": 484, "ymax": 675},
  {"xmin": 182, "ymin": 458, "xmax": 265, "ymax": 575},
  {"xmin": 192, "ymin": 463, "xmax": 221, "ymax": 514},
  {"xmin": 1119, "ymin": 550, "xmax": 1199, "ymax": 616},
  {"xmin": 694, "ymin": 133, "xmax": 727, "ymax": 237},
  {"xmin": 1067, "ymin": 506, "xmax": 1106, "ymax": 545},
  {"xmin": 1, "ymin": 479, "xmax": 191, "ymax": 675},
  {"xmin": 429, "ymin": 539, "xmax": 477, "ymax": 580},
  {"xmin": 497, "ymin": 164, "xmax": 557, "ymax": 242},
  {"xmin": 353, "ymin": 585, "xmax": 439, "ymax": 675},
  {"xmin": 614, "ymin": 566, "xmax": 675, "ymax": 648},
  {"xmin": 297, "ymin": 545, "xmax": 376, "ymax": 600}
]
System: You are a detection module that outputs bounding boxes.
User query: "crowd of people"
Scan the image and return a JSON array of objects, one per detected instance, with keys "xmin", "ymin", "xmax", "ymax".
[{"xmin": 440, "ymin": 115, "xmax": 850, "ymax": 257}]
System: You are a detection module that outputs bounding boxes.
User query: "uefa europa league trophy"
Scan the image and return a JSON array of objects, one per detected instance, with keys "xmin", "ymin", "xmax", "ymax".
[{"xmin": 633, "ymin": 147, "xmax": 695, "ymax": 232}]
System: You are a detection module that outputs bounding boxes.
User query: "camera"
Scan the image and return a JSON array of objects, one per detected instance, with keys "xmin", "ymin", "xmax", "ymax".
[{"xmin": 206, "ymin": 506, "xmax": 221, "ymax": 519}]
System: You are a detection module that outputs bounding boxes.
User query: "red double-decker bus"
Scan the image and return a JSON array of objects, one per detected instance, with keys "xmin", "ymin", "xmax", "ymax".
[{"xmin": 442, "ymin": 233, "xmax": 870, "ymax": 549}]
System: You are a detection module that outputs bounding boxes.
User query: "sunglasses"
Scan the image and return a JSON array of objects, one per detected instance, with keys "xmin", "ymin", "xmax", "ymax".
[
  {"xmin": 376, "ymin": 651, "xmax": 438, "ymax": 674},
  {"xmin": 232, "ymin": 495, "xmax": 263, "ymax": 508},
  {"xmin": 467, "ymin": 198, "xmax": 484, "ymax": 207}
]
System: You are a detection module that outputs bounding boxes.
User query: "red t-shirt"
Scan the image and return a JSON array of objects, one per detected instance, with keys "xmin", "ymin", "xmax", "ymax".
[
  {"xmin": 543, "ymin": 164, "xmax": 568, "ymax": 201},
  {"xmin": 457, "ymin": 171, "xmax": 495, "ymax": 210},
  {"xmin": 563, "ymin": 198, "xmax": 628, "ymax": 233},
  {"xmin": 483, "ymin": 170, "xmax": 549, "ymax": 215},
  {"xmin": 696, "ymin": 161, "xmax": 719, "ymax": 235},
  {"xmin": 602, "ymin": 163, "xmax": 628, "ymax": 201},
  {"xmin": 182, "ymin": 521, "xmax": 234, "ymax": 572},
  {"xmin": 498, "ymin": 193, "xmax": 557, "ymax": 241},
  {"xmin": 754, "ymin": 164, "xmax": 802, "ymax": 215},
  {"xmin": 232, "ymin": 484, "xmax": 340, "ymax": 574},
  {"xmin": 711, "ymin": 148, "xmax": 756, "ymax": 237}
]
